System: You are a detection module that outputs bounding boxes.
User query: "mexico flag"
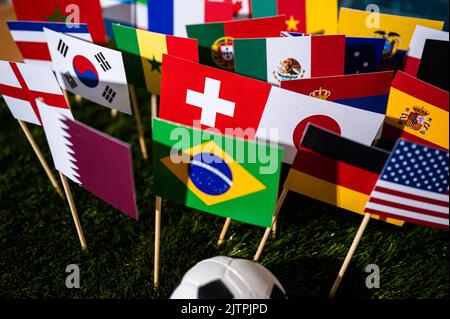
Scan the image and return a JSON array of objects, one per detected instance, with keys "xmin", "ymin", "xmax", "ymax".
[
  {"xmin": 0, "ymin": 60, "xmax": 69, "ymax": 125},
  {"xmin": 159, "ymin": 55, "xmax": 385, "ymax": 163},
  {"xmin": 285, "ymin": 124, "xmax": 404, "ymax": 226},
  {"xmin": 251, "ymin": 0, "xmax": 338, "ymax": 34},
  {"xmin": 44, "ymin": 28, "xmax": 131, "ymax": 114},
  {"xmin": 11, "ymin": 0, "xmax": 106, "ymax": 44},
  {"xmin": 186, "ymin": 15, "xmax": 285, "ymax": 71},
  {"xmin": 382, "ymin": 71, "xmax": 449, "ymax": 151},
  {"xmin": 234, "ymin": 35, "xmax": 345, "ymax": 85},
  {"xmin": 147, "ymin": 0, "xmax": 234, "ymax": 37},
  {"xmin": 403, "ymin": 26, "xmax": 449, "ymax": 77},
  {"xmin": 112, "ymin": 24, "xmax": 198, "ymax": 95}
]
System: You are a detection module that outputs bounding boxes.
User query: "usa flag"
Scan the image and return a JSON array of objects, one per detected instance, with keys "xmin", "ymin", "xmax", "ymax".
[{"xmin": 365, "ymin": 139, "xmax": 449, "ymax": 230}]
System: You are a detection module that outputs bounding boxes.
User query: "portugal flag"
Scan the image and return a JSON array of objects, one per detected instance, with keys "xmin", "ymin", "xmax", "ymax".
[
  {"xmin": 285, "ymin": 124, "xmax": 404, "ymax": 226},
  {"xmin": 159, "ymin": 55, "xmax": 385, "ymax": 163},
  {"xmin": 152, "ymin": 117, "xmax": 283, "ymax": 228},
  {"xmin": 186, "ymin": 15, "xmax": 285, "ymax": 70},
  {"xmin": 382, "ymin": 71, "xmax": 449, "ymax": 151}
]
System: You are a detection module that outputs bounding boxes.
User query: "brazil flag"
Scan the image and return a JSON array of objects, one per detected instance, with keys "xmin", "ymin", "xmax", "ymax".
[{"xmin": 152, "ymin": 118, "xmax": 284, "ymax": 228}]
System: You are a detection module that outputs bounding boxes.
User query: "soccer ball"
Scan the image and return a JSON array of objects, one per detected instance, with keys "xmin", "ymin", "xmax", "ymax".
[{"xmin": 170, "ymin": 256, "xmax": 287, "ymax": 299}]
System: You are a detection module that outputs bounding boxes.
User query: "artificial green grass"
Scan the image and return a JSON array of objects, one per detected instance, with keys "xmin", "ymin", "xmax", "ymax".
[{"xmin": 0, "ymin": 91, "xmax": 448, "ymax": 299}]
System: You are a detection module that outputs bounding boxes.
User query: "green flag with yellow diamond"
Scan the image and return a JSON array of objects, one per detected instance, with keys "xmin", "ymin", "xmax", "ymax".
[{"xmin": 152, "ymin": 118, "xmax": 283, "ymax": 228}]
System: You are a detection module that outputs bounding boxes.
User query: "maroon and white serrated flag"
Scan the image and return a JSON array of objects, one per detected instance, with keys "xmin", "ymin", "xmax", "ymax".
[{"xmin": 37, "ymin": 99, "xmax": 138, "ymax": 219}]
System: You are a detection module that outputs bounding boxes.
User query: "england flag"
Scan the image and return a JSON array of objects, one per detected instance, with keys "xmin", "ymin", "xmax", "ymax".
[{"xmin": 44, "ymin": 28, "xmax": 131, "ymax": 114}]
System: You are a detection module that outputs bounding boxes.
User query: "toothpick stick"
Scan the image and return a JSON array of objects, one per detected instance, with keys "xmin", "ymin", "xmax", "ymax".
[
  {"xmin": 129, "ymin": 85, "xmax": 148, "ymax": 161},
  {"xmin": 154, "ymin": 196, "xmax": 162, "ymax": 290},
  {"xmin": 254, "ymin": 188, "xmax": 289, "ymax": 262},
  {"xmin": 17, "ymin": 120, "xmax": 64, "ymax": 199},
  {"xmin": 217, "ymin": 218, "xmax": 232, "ymax": 246},
  {"xmin": 272, "ymin": 219, "xmax": 278, "ymax": 239},
  {"xmin": 329, "ymin": 213, "xmax": 372, "ymax": 299},
  {"xmin": 151, "ymin": 93, "xmax": 157, "ymax": 119},
  {"xmin": 59, "ymin": 172, "xmax": 88, "ymax": 251}
]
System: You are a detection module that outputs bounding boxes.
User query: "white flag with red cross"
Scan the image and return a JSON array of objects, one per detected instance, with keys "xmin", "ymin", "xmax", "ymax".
[{"xmin": 0, "ymin": 60, "xmax": 70, "ymax": 126}]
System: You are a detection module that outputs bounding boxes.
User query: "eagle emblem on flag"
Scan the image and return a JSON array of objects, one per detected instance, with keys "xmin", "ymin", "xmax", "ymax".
[
  {"xmin": 399, "ymin": 106, "xmax": 432, "ymax": 135},
  {"xmin": 273, "ymin": 57, "xmax": 305, "ymax": 82}
]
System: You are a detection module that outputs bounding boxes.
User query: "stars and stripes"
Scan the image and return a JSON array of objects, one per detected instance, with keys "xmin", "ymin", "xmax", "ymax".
[{"xmin": 365, "ymin": 139, "xmax": 449, "ymax": 230}]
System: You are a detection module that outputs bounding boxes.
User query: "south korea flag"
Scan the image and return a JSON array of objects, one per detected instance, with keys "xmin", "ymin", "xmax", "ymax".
[{"xmin": 44, "ymin": 28, "xmax": 131, "ymax": 114}]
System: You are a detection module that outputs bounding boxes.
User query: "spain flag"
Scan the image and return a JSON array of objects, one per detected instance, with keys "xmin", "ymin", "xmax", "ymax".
[
  {"xmin": 152, "ymin": 118, "xmax": 283, "ymax": 228},
  {"xmin": 382, "ymin": 71, "xmax": 449, "ymax": 151}
]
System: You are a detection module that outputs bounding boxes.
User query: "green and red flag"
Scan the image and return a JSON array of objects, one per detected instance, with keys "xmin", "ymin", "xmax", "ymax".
[
  {"xmin": 186, "ymin": 15, "xmax": 285, "ymax": 71},
  {"xmin": 112, "ymin": 24, "xmax": 198, "ymax": 95},
  {"xmin": 152, "ymin": 117, "xmax": 283, "ymax": 228}
]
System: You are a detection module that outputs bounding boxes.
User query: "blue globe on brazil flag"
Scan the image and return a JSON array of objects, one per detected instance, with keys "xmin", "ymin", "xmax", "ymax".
[
  {"xmin": 72, "ymin": 55, "xmax": 99, "ymax": 88},
  {"xmin": 189, "ymin": 153, "xmax": 233, "ymax": 196}
]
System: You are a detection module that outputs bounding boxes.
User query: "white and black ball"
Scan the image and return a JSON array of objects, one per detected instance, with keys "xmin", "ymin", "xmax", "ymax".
[{"xmin": 170, "ymin": 256, "xmax": 287, "ymax": 299}]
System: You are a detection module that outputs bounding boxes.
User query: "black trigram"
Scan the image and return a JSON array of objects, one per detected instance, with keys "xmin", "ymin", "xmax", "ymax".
[
  {"xmin": 102, "ymin": 86, "xmax": 116, "ymax": 103},
  {"xmin": 63, "ymin": 72, "xmax": 77, "ymax": 89},
  {"xmin": 95, "ymin": 52, "xmax": 111, "ymax": 72},
  {"xmin": 57, "ymin": 39, "xmax": 69, "ymax": 57}
]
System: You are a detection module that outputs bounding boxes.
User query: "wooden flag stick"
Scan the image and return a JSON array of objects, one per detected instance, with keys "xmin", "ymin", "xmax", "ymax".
[
  {"xmin": 154, "ymin": 196, "xmax": 162, "ymax": 290},
  {"xmin": 111, "ymin": 108, "xmax": 118, "ymax": 119},
  {"xmin": 17, "ymin": 120, "xmax": 64, "ymax": 199},
  {"xmin": 329, "ymin": 213, "xmax": 372, "ymax": 299},
  {"xmin": 151, "ymin": 93, "xmax": 157, "ymax": 119},
  {"xmin": 254, "ymin": 188, "xmax": 289, "ymax": 262},
  {"xmin": 59, "ymin": 172, "xmax": 88, "ymax": 251},
  {"xmin": 272, "ymin": 219, "xmax": 278, "ymax": 239},
  {"xmin": 75, "ymin": 94, "xmax": 83, "ymax": 106},
  {"xmin": 217, "ymin": 218, "xmax": 232, "ymax": 246},
  {"xmin": 129, "ymin": 85, "xmax": 148, "ymax": 161}
]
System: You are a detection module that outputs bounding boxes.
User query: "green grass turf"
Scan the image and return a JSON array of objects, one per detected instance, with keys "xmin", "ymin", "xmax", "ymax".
[{"xmin": 0, "ymin": 91, "xmax": 448, "ymax": 299}]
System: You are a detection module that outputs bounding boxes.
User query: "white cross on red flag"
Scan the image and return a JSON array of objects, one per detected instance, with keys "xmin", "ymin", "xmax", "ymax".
[{"xmin": 0, "ymin": 60, "xmax": 69, "ymax": 125}]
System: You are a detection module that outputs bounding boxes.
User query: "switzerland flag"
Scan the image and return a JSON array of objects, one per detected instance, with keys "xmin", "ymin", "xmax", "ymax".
[{"xmin": 11, "ymin": 0, "xmax": 106, "ymax": 44}]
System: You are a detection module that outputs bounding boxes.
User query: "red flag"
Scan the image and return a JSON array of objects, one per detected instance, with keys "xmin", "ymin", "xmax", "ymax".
[{"xmin": 11, "ymin": 0, "xmax": 106, "ymax": 44}]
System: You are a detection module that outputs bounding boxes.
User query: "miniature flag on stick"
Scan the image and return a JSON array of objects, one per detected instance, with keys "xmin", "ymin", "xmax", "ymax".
[
  {"xmin": 152, "ymin": 117, "xmax": 283, "ymax": 228},
  {"xmin": 234, "ymin": 35, "xmax": 345, "ymax": 85},
  {"xmin": 159, "ymin": 55, "xmax": 385, "ymax": 163},
  {"xmin": 329, "ymin": 139, "xmax": 449, "ymax": 298},
  {"xmin": 0, "ymin": 60, "xmax": 69, "ymax": 125},
  {"xmin": 112, "ymin": 24, "xmax": 198, "ymax": 95},
  {"xmin": 251, "ymin": 0, "xmax": 338, "ymax": 34},
  {"xmin": 7, "ymin": 21, "xmax": 92, "ymax": 66},
  {"xmin": 37, "ymin": 99, "xmax": 139, "ymax": 219},
  {"xmin": 403, "ymin": 26, "xmax": 449, "ymax": 78},
  {"xmin": 365, "ymin": 139, "xmax": 449, "ymax": 230},
  {"xmin": 382, "ymin": 71, "xmax": 449, "ymax": 151},
  {"xmin": 11, "ymin": 0, "xmax": 107, "ymax": 44},
  {"xmin": 186, "ymin": 15, "xmax": 285, "ymax": 70},
  {"xmin": 283, "ymin": 124, "xmax": 403, "ymax": 225},
  {"xmin": 44, "ymin": 28, "xmax": 132, "ymax": 114}
]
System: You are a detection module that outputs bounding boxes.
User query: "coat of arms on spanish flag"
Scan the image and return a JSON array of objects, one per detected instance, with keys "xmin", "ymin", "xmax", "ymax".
[{"xmin": 382, "ymin": 71, "xmax": 449, "ymax": 151}]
